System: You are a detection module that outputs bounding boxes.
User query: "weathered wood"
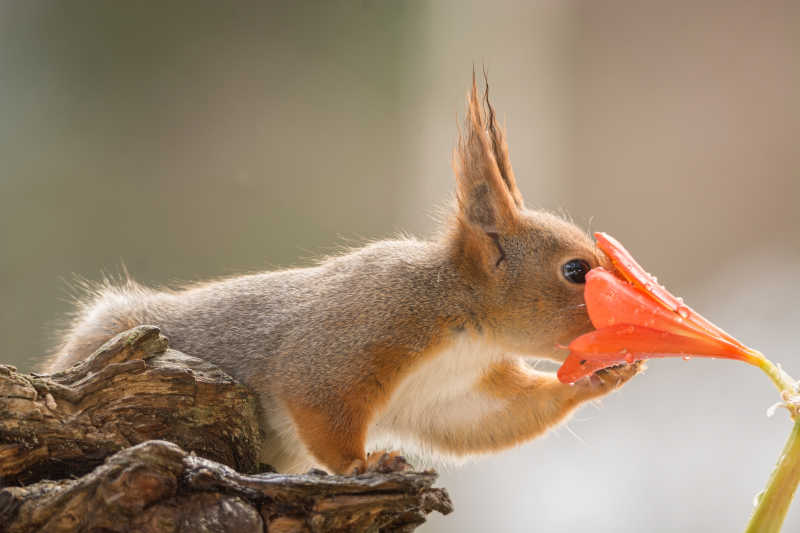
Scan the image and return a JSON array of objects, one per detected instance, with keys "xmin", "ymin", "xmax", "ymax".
[
  {"xmin": 0, "ymin": 440, "xmax": 452, "ymax": 533},
  {"xmin": 0, "ymin": 327, "xmax": 453, "ymax": 531},
  {"xmin": 0, "ymin": 326, "xmax": 262, "ymax": 485}
]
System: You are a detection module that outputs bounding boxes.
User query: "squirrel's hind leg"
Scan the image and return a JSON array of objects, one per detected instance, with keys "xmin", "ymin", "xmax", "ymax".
[
  {"xmin": 284, "ymin": 399, "xmax": 412, "ymax": 475},
  {"xmin": 285, "ymin": 399, "xmax": 372, "ymax": 475}
]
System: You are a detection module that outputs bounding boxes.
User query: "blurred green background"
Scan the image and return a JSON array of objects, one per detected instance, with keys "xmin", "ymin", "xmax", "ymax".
[{"xmin": 1, "ymin": 1, "xmax": 798, "ymax": 531}]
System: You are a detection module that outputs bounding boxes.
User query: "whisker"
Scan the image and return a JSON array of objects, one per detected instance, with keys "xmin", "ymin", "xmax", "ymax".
[
  {"xmin": 563, "ymin": 423, "xmax": 588, "ymax": 446},
  {"xmin": 545, "ymin": 303, "xmax": 590, "ymax": 321}
]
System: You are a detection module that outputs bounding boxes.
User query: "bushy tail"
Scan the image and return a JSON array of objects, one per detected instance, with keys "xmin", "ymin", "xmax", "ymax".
[{"xmin": 42, "ymin": 273, "xmax": 163, "ymax": 372}]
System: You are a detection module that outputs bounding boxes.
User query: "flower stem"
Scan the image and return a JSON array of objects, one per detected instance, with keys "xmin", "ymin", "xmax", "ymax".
[
  {"xmin": 750, "ymin": 351, "xmax": 798, "ymax": 403},
  {"xmin": 745, "ymin": 420, "xmax": 800, "ymax": 533}
]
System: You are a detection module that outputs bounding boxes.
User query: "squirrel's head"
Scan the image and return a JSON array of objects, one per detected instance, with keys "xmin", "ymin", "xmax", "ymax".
[{"xmin": 448, "ymin": 76, "xmax": 607, "ymax": 361}]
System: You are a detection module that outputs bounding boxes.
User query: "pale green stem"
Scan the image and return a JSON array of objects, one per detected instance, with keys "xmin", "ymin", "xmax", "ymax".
[
  {"xmin": 749, "ymin": 350, "xmax": 798, "ymax": 401},
  {"xmin": 743, "ymin": 350, "xmax": 800, "ymax": 533},
  {"xmin": 745, "ymin": 421, "xmax": 800, "ymax": 533}
]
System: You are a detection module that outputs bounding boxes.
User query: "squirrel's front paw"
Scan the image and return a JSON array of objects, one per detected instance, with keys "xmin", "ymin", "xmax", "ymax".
[
  {"xmin": 347, "ymin": 450, "xmax": 412, "ymax": 475},
  {"xmin": 574, "ymin": 360, "xmax": 645, "ymax": 400}
]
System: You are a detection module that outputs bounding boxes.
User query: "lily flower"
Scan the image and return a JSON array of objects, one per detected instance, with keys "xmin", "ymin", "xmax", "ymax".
[
  {"xmin": 557, "ymin": 232, "xmax": 765, "ymax": 384},
  {"xmin": 556, "ymin": 233, "xmax": 800, "ymax": 533}
]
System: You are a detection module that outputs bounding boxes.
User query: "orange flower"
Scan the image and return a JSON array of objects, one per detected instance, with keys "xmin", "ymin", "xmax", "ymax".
[{"xmin": 557, "ymin": 233, "xmax": 764, "ymax": 383}]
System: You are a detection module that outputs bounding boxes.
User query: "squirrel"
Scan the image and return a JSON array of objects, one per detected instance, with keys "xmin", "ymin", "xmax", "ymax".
[{"xmin": 43, "ymin": 77, "xmax": 642, "ymax": 475}]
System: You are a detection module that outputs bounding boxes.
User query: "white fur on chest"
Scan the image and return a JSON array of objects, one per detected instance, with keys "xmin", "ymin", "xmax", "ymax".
[{"xmin": 367, "ymin": 333, "xmax": 509, "ymax": 462}]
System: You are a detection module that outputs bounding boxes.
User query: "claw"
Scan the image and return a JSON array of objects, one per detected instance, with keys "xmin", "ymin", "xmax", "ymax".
[{"xmin": 365, "ymin": 450, "xmax": 411, "ymax": 474}]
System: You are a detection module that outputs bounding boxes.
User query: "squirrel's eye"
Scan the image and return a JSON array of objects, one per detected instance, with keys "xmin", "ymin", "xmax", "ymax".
[{"xmin": 562, "ymin": 259, "xmax": 591, "ymax": 284}]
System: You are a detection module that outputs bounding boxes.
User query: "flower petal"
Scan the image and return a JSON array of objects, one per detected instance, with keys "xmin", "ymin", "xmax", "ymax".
[
  {"xmin": 557, "ymin": 357, "xmax": 611, "ymax": 383},
  {"xmin": 594, "ymin": 232, "xmax": 683, "ymax": 313},
  {"xmin": 570, "ymin": 324, "xmax": 744, "ymax": 357},
  {"xmin": 558, "ymin": 324, "xmax": 745, "ymax": 383},
  {"xmin": 585, "ymin": 267, "xmax": 703, "ymax": 339},
  {"xmin": 594, "ymin": 232, "xmax": 756, "ymax": 354}
]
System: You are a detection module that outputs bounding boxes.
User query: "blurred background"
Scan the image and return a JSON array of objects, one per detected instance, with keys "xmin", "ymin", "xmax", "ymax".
[{"xmin": 1, "ymin": 1, "xmax": 798, "ymax": 531}]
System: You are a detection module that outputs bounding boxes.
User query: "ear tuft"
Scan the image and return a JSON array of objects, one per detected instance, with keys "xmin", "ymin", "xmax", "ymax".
[
  {"xmin": 453, "ymin": 73, "xmax": 524, "ymax": 233},
  {"xmin": 482, "ymin": 72, "xmax": 524, "ymax": 209}
]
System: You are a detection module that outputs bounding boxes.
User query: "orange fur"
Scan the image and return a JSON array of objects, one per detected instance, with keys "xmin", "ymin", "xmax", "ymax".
[
  {"xmin": 286, "ymin": 401, "xmax": 369, "ymax": 474},
  {"xmin": 282, "ymin": 325, "xmax": 454, "ymax": 473}
]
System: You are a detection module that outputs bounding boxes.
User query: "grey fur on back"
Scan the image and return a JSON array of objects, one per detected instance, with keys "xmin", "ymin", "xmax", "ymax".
[{"xmin": 50, "ymin": 238, "xmax": 469, "ymax": 377}]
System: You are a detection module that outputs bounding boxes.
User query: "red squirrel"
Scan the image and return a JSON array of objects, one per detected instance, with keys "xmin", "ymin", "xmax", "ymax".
[{"xmin": 44, "ymin": 77, "xmax": 642, "ymax": 475}]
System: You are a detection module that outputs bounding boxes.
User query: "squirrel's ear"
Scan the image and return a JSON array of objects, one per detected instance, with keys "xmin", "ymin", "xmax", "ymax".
[{"xmin": 453, "ymin": 75, "xmax": 524, "ymax": 234}]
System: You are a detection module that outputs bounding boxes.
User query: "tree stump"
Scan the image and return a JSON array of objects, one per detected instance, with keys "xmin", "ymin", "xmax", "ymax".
[{"xmin": 0, "ymin": 326, "xmax": 452, "ymax": 532}]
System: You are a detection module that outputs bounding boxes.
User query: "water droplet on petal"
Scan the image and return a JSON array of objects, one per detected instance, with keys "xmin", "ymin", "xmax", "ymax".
[
  {"xmin": 677, "ymin": 306, "xmax": 689, "ymax": 318},
  {"xmin": 682, "ymin": 356, "xmax": 691, "ymax": 361},
  {"xmin": 625, "ymin": 353, "xmax": 635, "ymax": 364}
]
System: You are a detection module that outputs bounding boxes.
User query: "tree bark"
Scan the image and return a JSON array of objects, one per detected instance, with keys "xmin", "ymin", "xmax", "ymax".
[{"xmin": 0, "ymin": 326, "xmax": 452, "ymax": 532}]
